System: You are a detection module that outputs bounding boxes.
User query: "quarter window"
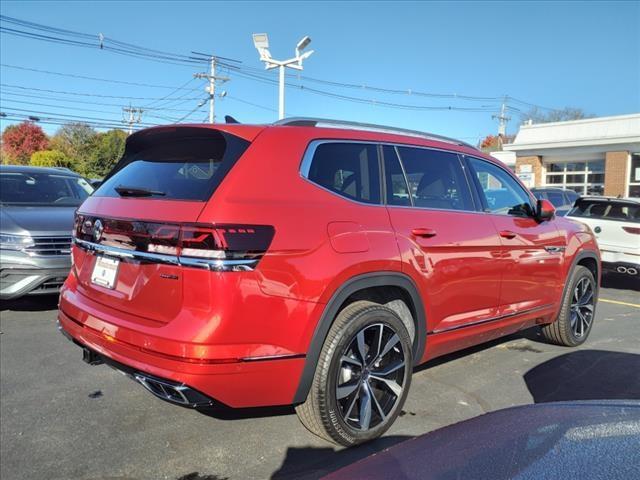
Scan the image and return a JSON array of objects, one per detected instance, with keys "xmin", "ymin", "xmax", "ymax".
[
  {"xmin": 469, "ymin": 157, "xmax": 534, "ymax": 216},
  {"xmin": 306, "ymin": 143, "xmax": 381, "ymax": 204},
  {"xmin": 395, "ymin": 147, "xmax": 473, "ymax": 211}
]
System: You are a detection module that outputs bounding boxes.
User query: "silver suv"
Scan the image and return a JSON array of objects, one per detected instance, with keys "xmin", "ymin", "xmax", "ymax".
[{"xmin": 0, "ymin": 165, "xmax": 94, "ymax": 300}]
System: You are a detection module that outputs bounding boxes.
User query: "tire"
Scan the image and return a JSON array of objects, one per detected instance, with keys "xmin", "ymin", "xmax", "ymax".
[
  {"xmin": 541, "ymin": 265, "xmax": 597, "ymax": 347},
  {"xmin": 295, "ymin": 300, "xmax": 413, "ymax": 446}
]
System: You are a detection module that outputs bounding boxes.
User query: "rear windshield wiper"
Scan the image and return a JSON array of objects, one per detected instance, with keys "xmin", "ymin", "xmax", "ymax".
[{"xmin": 114, "ymin": 185, "xmax": 166, "ymax": 197}]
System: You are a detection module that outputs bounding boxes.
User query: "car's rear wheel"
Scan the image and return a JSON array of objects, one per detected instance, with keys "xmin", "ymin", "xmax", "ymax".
[
  {"xmin": 296, "ymin": 300, "xmax": 413, "ymax": 446},
  {"xmin": 541, "ymin": 265, "xmax": 597, "ymax": 346}
]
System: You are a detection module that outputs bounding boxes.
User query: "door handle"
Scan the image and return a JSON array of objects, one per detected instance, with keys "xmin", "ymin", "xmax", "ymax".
[
  {"xmin": 411, "ymin": 228, "xmax": 437, "ymax": 238},
  {"xmin": 499, "ymin": 230, "xmax": 517, "ymax": 239}
]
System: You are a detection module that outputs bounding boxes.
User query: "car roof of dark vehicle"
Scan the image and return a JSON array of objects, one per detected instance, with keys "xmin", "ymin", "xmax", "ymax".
[
  {"xmin": 0, "ymin": 165, "xmax": 82, "ymax": 176},
  {"xmin": 530, "ymin": 187, "xmax": 574, "ymax": 192}
]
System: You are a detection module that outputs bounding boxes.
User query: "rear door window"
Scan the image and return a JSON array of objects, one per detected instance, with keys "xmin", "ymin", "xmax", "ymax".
[
  {"xmin": 306, "ymin": 142, "xmax": 381, "ymax": 204},
  {"xmin": 569, "ymin": 201, "xmax": 640, "ymax": 223},
  {"xmin": 95, "ymin": 128, "xmax": 250, "ymax": 201},
  {"xmin": 395, "ymin": 147, "xmax": 473, "ymax": 211}
]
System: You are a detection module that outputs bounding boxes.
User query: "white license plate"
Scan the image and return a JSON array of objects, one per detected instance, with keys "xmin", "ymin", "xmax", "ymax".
[{"xmin": 91, "ymin": 256, "xmax": 120, "ymax": 289}]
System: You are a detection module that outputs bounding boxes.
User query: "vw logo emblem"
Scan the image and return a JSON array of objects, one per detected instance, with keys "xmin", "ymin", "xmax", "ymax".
[{"xmin": 93, "ymin": 219, "xmax": 104, "ymax": 242}]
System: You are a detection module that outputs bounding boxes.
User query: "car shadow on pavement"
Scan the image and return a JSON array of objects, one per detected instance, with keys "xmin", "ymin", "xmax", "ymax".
[
  {"xmin": 0, "ymin": 294, "xmax": 59, "ymax": 312},
  {"xmin": 524, "ymin": 349, "xmax": 640, "ymax": 403},
  {"xmin": 602, "ymin": 272, "xmax": 640, "ymax": 291},
  {"xmin": 269, "ymin": 435, "xmax": 413, "ymax": 480}
]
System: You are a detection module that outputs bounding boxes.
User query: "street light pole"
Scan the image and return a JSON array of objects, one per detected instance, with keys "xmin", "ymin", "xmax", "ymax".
[{"xmin": 253, "ymin": 34, "xmax": 314, "ymax": 120}]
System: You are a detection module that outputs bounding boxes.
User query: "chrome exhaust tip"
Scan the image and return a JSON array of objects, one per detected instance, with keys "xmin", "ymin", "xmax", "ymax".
[
  {"xmin": 627, "ymin": 267, "xmax": 638, "ymax": 276},
  {"xmin": 617, "ymin": 266, "xmax": 628, "ymax": 274},
  {"xmin": 133, "ymin": 373, "xmax": 214, "ymax": 407}
]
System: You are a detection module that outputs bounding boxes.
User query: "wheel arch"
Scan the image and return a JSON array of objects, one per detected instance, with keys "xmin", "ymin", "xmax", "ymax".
[{"xmin": 293, "ymin": 271, "xmax": 426, "ymax": 404}]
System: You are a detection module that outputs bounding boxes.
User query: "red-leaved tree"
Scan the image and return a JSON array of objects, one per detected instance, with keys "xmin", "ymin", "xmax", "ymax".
[{"xmin": 1, "ymin": 121, "xmax": 49, "ymax": 165}]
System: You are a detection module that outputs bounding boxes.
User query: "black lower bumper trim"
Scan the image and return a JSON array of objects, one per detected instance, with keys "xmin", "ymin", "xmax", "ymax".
[{"xmin": 57, "ymin": 321, "xmax": 214, "ymax": 408}]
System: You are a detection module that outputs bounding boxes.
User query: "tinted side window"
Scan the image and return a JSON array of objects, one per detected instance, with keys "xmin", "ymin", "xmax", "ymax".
[
  {"xmin": 469, "ymin": 157, "xmax": 534, "ymax": 216},
  {"xmin": 307, "ymin": 143, "xmax": 381, "ymax": 204},
  {"xmin": 546, "ymin": 191, "xmax": 566, "ymax": 207},
  {"xmin": 396, "ymin": 147, "xmax": 473, "ymax": 211},
  {"xmin": 382, "ymin": 145, "xmax": 411, "ymax": 206}
]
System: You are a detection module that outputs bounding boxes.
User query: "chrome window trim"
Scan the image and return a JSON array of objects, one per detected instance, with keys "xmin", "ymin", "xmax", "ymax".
[
  {"xmin": 300, "ymin": 139, "xmax": 484, "ymax": 214},
  {"xmin": 73, "ymin": 238, "xmax": 258, "ymax": 271}
]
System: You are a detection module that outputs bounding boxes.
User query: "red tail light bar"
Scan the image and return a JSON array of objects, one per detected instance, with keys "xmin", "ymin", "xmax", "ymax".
[
  {"xmin": 622, "ymin": 226, "xmax": 640, "ymax": 235},
  {"xmin": 73, "ymin": 214, "xmax": 274, "ymax": 271}
]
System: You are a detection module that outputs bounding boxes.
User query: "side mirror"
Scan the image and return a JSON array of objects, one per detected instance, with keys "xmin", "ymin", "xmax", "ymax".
[{"xmin": 536, "ymin": 199, "xmax": 556, "ymax": 221}]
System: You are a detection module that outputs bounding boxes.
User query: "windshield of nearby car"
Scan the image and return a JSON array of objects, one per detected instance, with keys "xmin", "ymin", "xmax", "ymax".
[
  {"xmin": 568, "ymin": 200, "xmax": 640, "ymax": 223},
  {"xmin": 0, "ymin": 171, "xmax": 94, "ymax": 206}
]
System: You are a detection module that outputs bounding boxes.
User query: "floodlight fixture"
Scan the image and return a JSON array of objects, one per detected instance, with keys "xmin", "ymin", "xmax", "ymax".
[{"xmin": 252, "ymin": 32, "xmax": 315, "ymax": 119}]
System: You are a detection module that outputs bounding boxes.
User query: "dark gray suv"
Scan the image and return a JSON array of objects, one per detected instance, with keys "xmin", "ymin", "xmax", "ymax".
[{"xmin": 0, "ymin": 165, "xmax": 94, "ymax": 300}]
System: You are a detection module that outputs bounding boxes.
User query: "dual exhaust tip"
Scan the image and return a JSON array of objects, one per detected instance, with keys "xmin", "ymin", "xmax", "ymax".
[{"xmin": 616, "ymin": 266, "xmax": 638, "ymax": 276}]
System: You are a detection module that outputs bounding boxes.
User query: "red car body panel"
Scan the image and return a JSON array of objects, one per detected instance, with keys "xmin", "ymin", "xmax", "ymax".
[{"xmin": 58, "ymin": 123, "xmax": 600, "ymax": 408}]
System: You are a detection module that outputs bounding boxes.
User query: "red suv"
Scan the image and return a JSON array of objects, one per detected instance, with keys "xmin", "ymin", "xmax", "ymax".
[{"xmin": 58, "ymin": 119, "xmax": 600, "ymax": 446}]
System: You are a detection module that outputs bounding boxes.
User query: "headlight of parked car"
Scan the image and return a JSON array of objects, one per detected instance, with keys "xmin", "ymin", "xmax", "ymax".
[{"xmin": 0, "ymin": 233, "xmax": 35, "ymax": 251}]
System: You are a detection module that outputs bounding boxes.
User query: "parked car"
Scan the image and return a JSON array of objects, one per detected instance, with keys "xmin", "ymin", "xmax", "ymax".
[
  {"xmin": 567, "ymin": 196, "xmax": 640, "ymax": 278},
  {"xmin": 531, "ymin": 187, "xmax": 580, "ymax": 216},
  {"xmin": 322, "ymin": 401, "xmax": 640, "ymax": 480},
  {"xmin": 0, "ymin": 165, "xmax": 94, "ymax": 300},
  {"xmin": 57, "ymin": 119, "xmax": 600, "ymax": 446}
]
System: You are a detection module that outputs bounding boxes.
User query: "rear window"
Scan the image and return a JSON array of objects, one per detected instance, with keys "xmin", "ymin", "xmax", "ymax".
[
  {"xmin": 95, "ymin": 128, "xmax": 250, "ymax": 201},
  {"xmin": 569, "ymin": 200, "xmax": 640, "ymax": 223},
  {"xmin": 546, "ymin": 191, "xmax": 567, "ymax": 207}
]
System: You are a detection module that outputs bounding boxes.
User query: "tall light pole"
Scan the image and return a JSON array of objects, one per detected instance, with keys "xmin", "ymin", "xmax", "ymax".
[{"xmin": 252, "ymin": 33, "xmax": 314, "ymax": 120}]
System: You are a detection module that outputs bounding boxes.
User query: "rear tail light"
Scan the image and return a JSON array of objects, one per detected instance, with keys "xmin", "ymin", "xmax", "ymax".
[
  {"xmin": 73, "ymin": 213, "xmax": 274, "ymax": 271},
  {"xmin": 622, "ymin": 226, "xmax": 640, "ymax": 235}
]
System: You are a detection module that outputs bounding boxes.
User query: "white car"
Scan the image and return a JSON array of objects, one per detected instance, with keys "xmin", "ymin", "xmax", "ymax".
[{"xmin": 567, "ymin": 197, "xmax": 640, "ymax": 278}]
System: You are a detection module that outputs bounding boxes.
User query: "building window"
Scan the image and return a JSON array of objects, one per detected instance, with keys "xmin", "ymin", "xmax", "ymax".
[
  {"xmin": 544, "ymin": 160, "xmax": 605, "ymax": 195},
  {"xmin": 630, "ymin": 153, "xmax": 640, "ymax": 199}
]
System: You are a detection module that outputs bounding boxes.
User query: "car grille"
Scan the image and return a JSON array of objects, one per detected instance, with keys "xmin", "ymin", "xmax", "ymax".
[{"xmin": 25, "ymin": 236, "xmax": 72, "ymax": 256}]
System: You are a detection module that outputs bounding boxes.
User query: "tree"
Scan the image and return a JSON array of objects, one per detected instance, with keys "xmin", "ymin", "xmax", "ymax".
[
  {"xmin": 30, "ymin": 150, "xmax": 76, "ymax": 169},
  {"xmin": 50, "ymin": 122, "xmax": 97, "ymax": 173},
  {"xmin": 479, "ymin": 134, "xmax": 515, "ymax": 152},
  {"xmin": 86, "ymin": 129, "xmax": 127, "ymax": 177},
  {"xmin": 1, "ymin": 121, "xmax": 49, "ymax": 165},
  {"xmin": 521, "ymin": 107, "xmax": 593, "ymax": 125}
]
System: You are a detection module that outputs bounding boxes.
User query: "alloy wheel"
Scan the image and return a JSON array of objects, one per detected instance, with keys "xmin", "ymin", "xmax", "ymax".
[
  {"xmin": 570, "ymin": 277, "xmax": 595, "ymax": 338},
  {"xmin": 335, "ymin": 323, "xmax": 407, "ymax": 431}
]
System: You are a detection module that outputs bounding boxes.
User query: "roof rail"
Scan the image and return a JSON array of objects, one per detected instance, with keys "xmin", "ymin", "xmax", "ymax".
[{"xmin": 274, "ymin": 117, "xmax": 477, "ymax": 150}]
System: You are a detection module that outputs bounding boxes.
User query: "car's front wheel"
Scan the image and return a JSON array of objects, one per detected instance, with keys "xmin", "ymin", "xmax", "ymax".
[
  {"xmin": 541, "ymin": 265, "xmax": 597, "ymax": 346},
  {"xmin": 296, "ymin": 300, "xmax": 413, "ymax": 446}
]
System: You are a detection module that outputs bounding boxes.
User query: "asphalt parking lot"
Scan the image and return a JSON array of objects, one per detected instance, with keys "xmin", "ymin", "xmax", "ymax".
[{"xmin": 1, "ymin": 274, "xmax": 639, "ymax": 480}]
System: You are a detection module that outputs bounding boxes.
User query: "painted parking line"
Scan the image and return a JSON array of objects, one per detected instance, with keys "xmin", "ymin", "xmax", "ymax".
[{"xmin": 600, "ymin": 298, "xmax": 640, "ymax": 309}]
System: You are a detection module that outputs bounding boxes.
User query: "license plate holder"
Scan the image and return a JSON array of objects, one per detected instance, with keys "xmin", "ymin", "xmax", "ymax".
[{"xmin": 91, "ymin": 255, "xmax": 120, "ymax": 289}]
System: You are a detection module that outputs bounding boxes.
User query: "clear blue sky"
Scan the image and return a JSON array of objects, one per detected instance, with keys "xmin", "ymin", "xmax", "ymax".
[{"xmin": 1, "ymin": 1, "xmax": 639, "ymax": 143}]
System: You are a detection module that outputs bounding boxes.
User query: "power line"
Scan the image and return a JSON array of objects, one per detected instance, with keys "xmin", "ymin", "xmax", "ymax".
[
  {"xmin": 0, "ymin": 91, "xmax": 198, "ymax": 112},
  {"xmin": 0, "ymin": 63, "xmax": 204, "ymax": 90},
  {"xmin": 0, "ymin": 83, "xmax": 202, "ymax": 101}
]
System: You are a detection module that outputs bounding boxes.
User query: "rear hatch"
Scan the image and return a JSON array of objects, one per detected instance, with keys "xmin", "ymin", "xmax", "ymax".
[
  {"xmin": 568, "ymin": 198, "xmax": 640, "ymax": 253},
  {"xmin": 72, "ymin": 126, "xmax": 267, "ymax": 324}
]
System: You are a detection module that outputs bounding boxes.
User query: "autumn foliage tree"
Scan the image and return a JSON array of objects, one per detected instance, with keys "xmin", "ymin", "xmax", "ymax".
[{"xmin": 1, "ymin": 121, "xmax": 49, "ymax": 164}]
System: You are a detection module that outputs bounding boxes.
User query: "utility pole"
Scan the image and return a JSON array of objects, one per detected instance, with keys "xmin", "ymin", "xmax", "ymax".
[
  {"xmin": 492, "ymin": 96, "xmax": 511, "ymax": 137},
  {"xmin": 194, "ymin": 56, "xmax": 229, "ymax": 124},
  {"xmin": 122, "ymin": 105, "xmax": 143, "ymax": 135}
]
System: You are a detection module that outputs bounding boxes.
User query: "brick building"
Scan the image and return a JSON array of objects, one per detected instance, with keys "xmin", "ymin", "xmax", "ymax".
[{"xmin": 503, "ymin": 114, "xmax": 640, "ymax": 198}]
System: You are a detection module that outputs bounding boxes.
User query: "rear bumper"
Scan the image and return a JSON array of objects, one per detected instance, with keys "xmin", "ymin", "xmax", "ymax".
[
  {"xmin": 57, "ymin": 307, "xmax": 306, "ymax": 408},
  {"xmin": 602, "ymin": 261, "xmax": 640, "ymax": 276},
  {"xmin": 600, "ymin": 249, "xmax": 639, "ymax": 268}
]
